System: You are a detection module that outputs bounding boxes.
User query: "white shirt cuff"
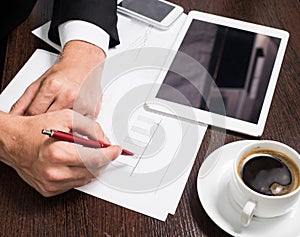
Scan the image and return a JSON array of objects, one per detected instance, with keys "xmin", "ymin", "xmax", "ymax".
[{"xmin": 58, "ymin": 20, "xmax": 110, "ymax": 56}]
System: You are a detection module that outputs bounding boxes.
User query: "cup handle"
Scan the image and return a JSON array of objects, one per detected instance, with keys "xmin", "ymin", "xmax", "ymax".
[{"xmin": 241, "ymin": 200, "xmax": 256, "ymax": 227}]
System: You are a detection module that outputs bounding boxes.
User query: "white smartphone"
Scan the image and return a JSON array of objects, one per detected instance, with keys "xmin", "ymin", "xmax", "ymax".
[{"xmin": 117, "ymin": 0, "xmax": 183, "ymax": 30}]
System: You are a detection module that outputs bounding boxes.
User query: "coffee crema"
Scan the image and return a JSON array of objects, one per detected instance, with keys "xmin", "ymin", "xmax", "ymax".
[{"xmin": 238, "ymin": 149, "xmax": 300, "ymax": 196}]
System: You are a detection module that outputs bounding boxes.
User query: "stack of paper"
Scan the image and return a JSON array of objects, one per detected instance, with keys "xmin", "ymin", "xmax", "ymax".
[{"xmin": 0, "ymin": 13, "xmax": 207, "ymax": 221}]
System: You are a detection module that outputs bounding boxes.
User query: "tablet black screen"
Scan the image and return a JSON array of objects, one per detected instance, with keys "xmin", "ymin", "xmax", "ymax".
[{"xmin": 156, "ymin": 19, "xmax": 281, "ymax": 124}]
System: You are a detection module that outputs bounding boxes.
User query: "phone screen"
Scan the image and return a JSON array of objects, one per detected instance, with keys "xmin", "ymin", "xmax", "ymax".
[{"xmin": 118, "ymin": 0, "xmax": 175, "ymax": 22}]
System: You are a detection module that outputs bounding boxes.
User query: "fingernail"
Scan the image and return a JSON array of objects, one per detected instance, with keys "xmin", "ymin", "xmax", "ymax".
[{"xmin": 118, "ymin": 146, "xmax": 123, "ymax": 156}]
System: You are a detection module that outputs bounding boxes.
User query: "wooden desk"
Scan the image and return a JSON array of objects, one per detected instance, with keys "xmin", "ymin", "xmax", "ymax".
[{"xmin": 0, "ymin": 1, "xmax": 299, "ymax": 236}]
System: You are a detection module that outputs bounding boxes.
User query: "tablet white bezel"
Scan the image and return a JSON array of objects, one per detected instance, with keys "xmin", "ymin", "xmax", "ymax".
[
  {"xmin": 117, "ymin": 0, "xmax": 183, "ymax": 30},
  {"xmin": 145, "ymin": 11, "xmax": 289, "ymax": 137}
]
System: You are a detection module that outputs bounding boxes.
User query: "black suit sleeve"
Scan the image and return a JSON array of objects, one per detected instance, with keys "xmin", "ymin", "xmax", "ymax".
[
  {"xmin": 0, "ymin": 0, "xmax": 37, "ymax": 39},
  {"xmin": 48, "ymin": 0, "xmax": 120, "ymax": 48}
]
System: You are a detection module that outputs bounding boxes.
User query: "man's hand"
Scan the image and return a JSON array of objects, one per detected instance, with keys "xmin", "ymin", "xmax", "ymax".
[
  {"xmin": 0, "ymin": 109, "xmax": 121, "ymax": 197},
  {"xmin": 10, "ymin": 40, "xmax": 105, "ymax": 118}
]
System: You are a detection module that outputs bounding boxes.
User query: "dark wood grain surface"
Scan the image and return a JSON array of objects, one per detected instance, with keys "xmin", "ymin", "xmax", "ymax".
[{"xmin": 0, "ymin": 0, "xmax": 299, "ymax": 236}]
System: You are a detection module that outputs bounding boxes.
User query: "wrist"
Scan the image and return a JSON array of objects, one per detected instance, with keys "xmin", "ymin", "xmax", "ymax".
[
  {"xmin": 61, "ymin": 40, "xmax": 105, "ymax": 67},
  {"xmin": 0, "ymin": 111, "xmax": 25, "ymax": 168},
  {"xmin": 56, "ymin": 40, "xmax": 106, "ymax": 84}
]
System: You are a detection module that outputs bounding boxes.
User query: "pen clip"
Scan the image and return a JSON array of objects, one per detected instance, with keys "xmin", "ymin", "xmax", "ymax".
[{"xmin": 41, "ymin": 129, "xmax": 54, "ymax": 137}]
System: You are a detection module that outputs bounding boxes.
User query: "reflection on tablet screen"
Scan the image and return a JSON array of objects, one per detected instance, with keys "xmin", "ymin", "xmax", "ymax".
[{"xmin": 156, "ymin": 19, "xmax": 281, "ymax": 124}]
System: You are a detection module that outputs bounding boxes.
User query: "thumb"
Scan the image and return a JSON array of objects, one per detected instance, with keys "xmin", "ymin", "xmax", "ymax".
[
  {"xmin": 78, "ymin": 145, "xmax": 122, "ymax": 169},
  {"xmin": 102, "ymin": 145, "xmax": 122, "ymax": 161}
]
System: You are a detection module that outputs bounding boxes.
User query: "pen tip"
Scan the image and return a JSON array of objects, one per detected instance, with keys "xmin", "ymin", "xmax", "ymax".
[{"xmin": 122, "ymin": 149, "xmax": 134, "ymax": 156}]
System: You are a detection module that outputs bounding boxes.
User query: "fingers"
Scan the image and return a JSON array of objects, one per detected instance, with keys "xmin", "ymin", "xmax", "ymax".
[
  {"xmin": 72, "ymin": 63, "xmax": 103, "ymax": 119},
  {"xmin": 44, "ymin": 141, "xmax": 121, "ymax": 168},
  {"xmin": 32, "ymin": 142, "xmax": 121, "ymax": 197},
  {"xmin": 46, "ymin": 91, "xmax": 75, "ymax": 113},
  {"xmin": 36, "ymin": 145, "xmax": 121, "ymax": 197},
  {"xmin": 10, "ymin": 60, "xmax": 103, "ymax": 118},
  {"xmin": 11, "ymin": 71, "xmax": 79, "ymax": 116},
  {"xmin": 9, "ymin": 75, "xmax": 59, "ymax": 116},
  {"xmin": 74, "ymin": 145, "xmax": 122, "ymax": 168},
  {"xmin": 70, "ymin": 111, "xmax": 108, "ymax": 142},
  {"xmin": 37, "ymin": 167, "xmax": 97, "ymax": 197},
  {"xmin": 44, "ymin": 76, "xmax": 80, "ymax": 114},
  {"xmin": 9, "ymin": 81, "xmax": 40, "ymax": 115},
  {"xmin": 72, "ymin": 96, "xmax": 101, "ymax": 120},
  {"xmin": 25, "ymin": 74, "xmax": 69, "ymax": 115}
]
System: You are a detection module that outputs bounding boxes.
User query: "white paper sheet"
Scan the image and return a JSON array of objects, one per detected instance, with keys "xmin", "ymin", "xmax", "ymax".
[
  {"xmin": 0, "ymin": 49, "xmax": 207, "ymax": 220},
  {"xmin": 0, "ymin": 13, "xmax": 208, "ymax": 220}
]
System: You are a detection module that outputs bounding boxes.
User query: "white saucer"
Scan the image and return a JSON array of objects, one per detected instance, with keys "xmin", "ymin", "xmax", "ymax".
[{"xmin": 197, "ymin": 140, "xmax": 300, "ymax": 237}]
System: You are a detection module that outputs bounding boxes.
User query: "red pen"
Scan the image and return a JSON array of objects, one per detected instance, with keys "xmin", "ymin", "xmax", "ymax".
[{"xmin": 41, "ymin": 129, "xmax": 134, "ymax": 156}]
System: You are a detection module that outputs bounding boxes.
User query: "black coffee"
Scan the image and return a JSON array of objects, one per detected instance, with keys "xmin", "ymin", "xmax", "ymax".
[{"xmin": 238, "ymin": 149, "xmax": 300, "ymax": 196}]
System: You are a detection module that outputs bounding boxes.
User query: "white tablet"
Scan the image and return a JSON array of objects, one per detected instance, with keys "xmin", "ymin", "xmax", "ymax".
[{"xmin": 145, "ymin": 11, "xmax": 289, "ymax": 137}]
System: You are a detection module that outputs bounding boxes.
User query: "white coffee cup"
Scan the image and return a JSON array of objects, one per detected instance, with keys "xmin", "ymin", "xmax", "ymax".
[{"xmin": 228, "ymin": 140, "xmax": 300, "ymax": 227}]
